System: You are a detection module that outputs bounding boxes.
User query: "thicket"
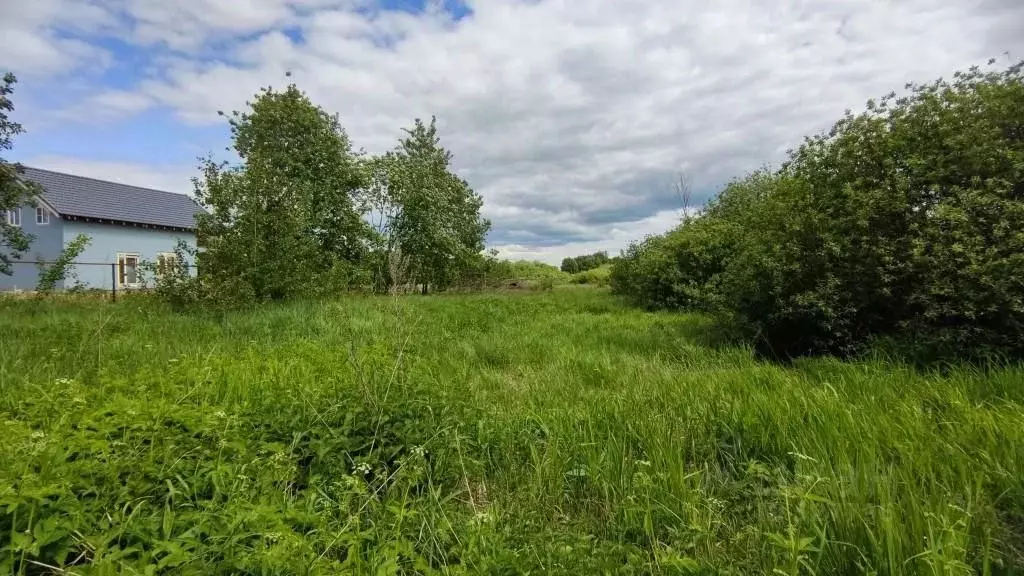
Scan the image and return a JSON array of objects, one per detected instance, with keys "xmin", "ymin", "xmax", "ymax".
[
  {"xmin": 560, "ymin": 251, "xmax": 610, "ymax": 273},
  {"xmin": 611, "ymin": 62, "xmax": 1024, "ymax": 360},
  {"xmin": 569, "ymin": 264, "xmax": 612, "ymax": 286},
  {"xmin": 166, "ymin": 84, "xmax": 491, "ymax": 306}
]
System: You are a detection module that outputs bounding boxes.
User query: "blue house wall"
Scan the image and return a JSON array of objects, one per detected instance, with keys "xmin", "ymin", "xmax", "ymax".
[
  {"xmin": 64, "ymin": 221, "xmax": 197, "ymax": 290},
  {"xmin": 0, "ymin": 204, "xmax": 65, "ymax": 291}
]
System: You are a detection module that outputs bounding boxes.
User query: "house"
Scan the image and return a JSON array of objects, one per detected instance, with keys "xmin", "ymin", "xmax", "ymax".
[{"xmin": 1, "ymin": 167, "xmax": 204, "ymax": 291}]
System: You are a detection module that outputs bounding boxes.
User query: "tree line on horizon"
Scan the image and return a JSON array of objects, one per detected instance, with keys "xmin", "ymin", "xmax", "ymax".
[{"xmin": 560, "ymin": 251, "xmax": 611, "ymax": 274}]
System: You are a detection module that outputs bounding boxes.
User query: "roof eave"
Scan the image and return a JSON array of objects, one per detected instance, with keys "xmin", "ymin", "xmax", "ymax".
[
  {"xmin": 61, "ymin": 213, "xmax": 197, "ymax": 233},
  {"xmin": 14, "ymin": 177, "xmax": 62, "ymax": 216}
]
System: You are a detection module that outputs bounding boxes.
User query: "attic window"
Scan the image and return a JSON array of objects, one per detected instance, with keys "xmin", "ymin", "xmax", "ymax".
[
  {"xmin": 36, "ymin": 207, "xmax": 50, "ymax": 225},
  {"xmin": 5, "ymin": 209, "xmax": 20, "ymax": 227}
]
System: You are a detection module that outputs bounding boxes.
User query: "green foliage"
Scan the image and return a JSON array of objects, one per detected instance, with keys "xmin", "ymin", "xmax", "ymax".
[
  {"xmin": 505, "ymin": 260, "xmax": 568, "ymax": 283},
  {"xmin": 507, "ymin": 259, "xmax": 573, "ymax": 284},
  {"xmin": 570, "ymin": 263, "xmax": 612, "ymax": 286},
  {"xmin": 35, "ymin": 234, "xmax": 90, "ymax": 293},
  {"xmin": 165, "ymin": 84, "xmax": 492, "ymax": 305},
  {"xmin": 561, "ymin": 251, "xmax": 610, "ymax": 273},
  {"xmin": 193, "ymin": 84, "xmax": 371, "ymax": 302},
  {"xmin": 2, "ymin": 290, "xmax": 1023, "ymax": 573},
  {"xmin": 368, "ymin": 118, "xmax": 490, "ymax": 293},
  {"xmin": 0, "ymin": 73, "xmax": 41, "ymax": 276},
  {"xmin": 452, "ymin": 255, "xmax": 570, "ymax": 290},
  {"xmin": 613, "ymin": 62, "xmax": 1024, "ymax": 360}
]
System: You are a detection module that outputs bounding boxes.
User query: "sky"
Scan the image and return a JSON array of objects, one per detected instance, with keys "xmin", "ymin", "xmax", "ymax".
[{"xmin": 2, "ymin": 0, "xmax": 1022, "ymax": 264}]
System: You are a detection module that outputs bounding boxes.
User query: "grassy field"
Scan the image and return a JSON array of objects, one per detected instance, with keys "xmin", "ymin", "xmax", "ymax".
[{"xmin": 1, "ymin": 288, "xmax": 1023, "ymax": 574}]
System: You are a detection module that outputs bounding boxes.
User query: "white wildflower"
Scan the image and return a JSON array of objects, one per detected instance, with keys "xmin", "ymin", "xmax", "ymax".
[{"xmin": 566, "ymin": 465, "xmax": 588, "ymax": 478}]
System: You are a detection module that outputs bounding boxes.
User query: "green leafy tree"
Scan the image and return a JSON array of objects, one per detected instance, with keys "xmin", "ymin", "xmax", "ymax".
[
  {"xmin": 561, "ymin": 251, "xmax": 610, "ymax": 273},
  {"xmin": 725, "ymin": 61, "xmax": 1024, "ymax": 358},
  {"xmin": 369, "ymin": 117, "xmax": 490, "ymax": 293},
  {"xmin": 35, "ymin": 233, "xmax": 90, "ymax": 293},
  {"xmin": 614, "ymin": 61, "xmax": 1024, "ymax": 360},
  {"xmin": 194, "ymin": 84, "xmax": 371, "ymax": 301},
  {"xmin": 0, "ymin": 73, "xmax": 41, "ymax": 276},
  {"xmin": 610, "ymin": 171, "xmax": 766, "ymax": 310}
]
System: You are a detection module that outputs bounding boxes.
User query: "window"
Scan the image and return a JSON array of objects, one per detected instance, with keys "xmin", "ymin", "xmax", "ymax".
[
  {"xmin": 36, "ymin": 207, "xmax": 50, "ymax": 225},
  {"xmin": 117, "ymin": 253, "xmax": 140, "ymax": 287},
  {"xmin": 4, "ymin": 209, "xmax": 19, "ymax": 227},
  {"xmin": 156, "ymin": 252, "xmax": 179, "ymax": 277}
]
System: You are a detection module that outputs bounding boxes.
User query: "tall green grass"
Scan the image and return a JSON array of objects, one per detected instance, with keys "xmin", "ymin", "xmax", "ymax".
[{"xmin": 1, "ymin": 290, "xmax": 1022, "ymax": 574}]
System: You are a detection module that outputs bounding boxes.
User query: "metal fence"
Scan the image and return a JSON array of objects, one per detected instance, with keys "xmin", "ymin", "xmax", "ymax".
[{"xmin": 3, "ymin": 260, "xmax": 198, "ymax": 301}]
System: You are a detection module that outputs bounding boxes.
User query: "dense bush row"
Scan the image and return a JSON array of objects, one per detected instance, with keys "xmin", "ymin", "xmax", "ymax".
[
  {"xmin": 560, "ymin": 251, "xmax": 610, "ymax": 274},
  {"xmin": 612, "ymin": 62, "xmax": 1024, "ymax": 360}
]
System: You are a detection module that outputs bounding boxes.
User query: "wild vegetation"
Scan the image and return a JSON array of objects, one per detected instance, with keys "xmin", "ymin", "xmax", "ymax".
[
  {"xmin": 561, "ymin": 251, "xmax": 611, "ymax": 274},
  {"xmin": 184, "ymin": 85, "xmax": 490, "ymax": 304},
  {"xmin": 3, "ymin": 289, "xmax": 1024, "ymax": 574},
  {"xmin": 1, "ymin": 59, "xmax": 1023, "ymax": 575},
  {"xmin": 612, "ymin": 62, "xmax": 1024, "ymax": 361},
  {"xmin": 0, "ymin": 74, "xmax": 42, "ymax": 276}
]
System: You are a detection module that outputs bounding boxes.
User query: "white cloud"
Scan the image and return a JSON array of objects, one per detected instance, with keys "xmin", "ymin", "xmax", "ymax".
[
  {"xmin": 49, "ymin": 90, "xmax": 156, "ymax": 124},
  {"xmin": 119, "ymin": 0, "xmax": 367, "ymax": 51},
  {"xmin": 0, "ymin": 0, "xmax": 115, "ymax": 76},
  {"xmin": 493, "ymin": 209, "xmax": 689, "ymax": 265},
  {"xmin": 12, "ymin": 0, "xmax": 1024, "ymax": 255},
  {"xmin": 24, "ymin": 155, "xmax": 195, "ymax": 195}
]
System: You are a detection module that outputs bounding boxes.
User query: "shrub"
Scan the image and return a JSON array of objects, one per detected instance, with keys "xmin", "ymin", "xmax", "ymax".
[
  {"xmin": 610, "ymin": 171, "xmax": 768, "ymax": 310},
  {"xmin": 561, "ymin": 251, "xmax": 610, "ymax": 273},
  {"xmin": 529, "ymin": 276, "xmax": 556, "ymax": 291},
  {"xmin": 613, "ymin": 61, "xmax": 1024, "ymax": 360},
  {"xmin": 462, "ymin": 256, "xmax": 569, "ymax": 289},
  {"xmin": 570, "ymin": 264, "xmax": 612, "ymax": 286},
  {"xmin": 720, "ymin": 63, "xmax": 1024, "ymax": 358},
  {"xmin": 35, "ymin": 234, "xmax": 90, "ymax": 294}
]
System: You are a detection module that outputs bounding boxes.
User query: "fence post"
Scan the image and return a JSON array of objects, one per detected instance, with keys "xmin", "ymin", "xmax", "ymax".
[{"xmin": 111, "ymin": 263, "xmax": 117, "ymax": 302}]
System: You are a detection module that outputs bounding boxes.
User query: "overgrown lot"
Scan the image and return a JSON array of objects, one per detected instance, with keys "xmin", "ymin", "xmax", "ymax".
[{"xmin": 2, "ymin": 289, "xmax": 1023, "ymax": 574}]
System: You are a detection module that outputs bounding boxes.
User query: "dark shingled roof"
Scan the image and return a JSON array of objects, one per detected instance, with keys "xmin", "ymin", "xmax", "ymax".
[{"xmin": 20, "ymin": 166, "xmax": 203, "ymax": 231}]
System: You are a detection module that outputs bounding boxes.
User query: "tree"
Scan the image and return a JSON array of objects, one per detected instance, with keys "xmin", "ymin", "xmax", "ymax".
[
  {"xmin": 193, "ymin": 84, "xmax": 371, "ymax": 301},
  {"xmin": 612, "ymin": 60, "xmax": 1024, "ymax": 360},
  {"xmin": 733, "ymin": 61, "xmax": 1024, "ymax": 358},
  {"xmin": 369, "ymin": 117, "xmax": 490, "ymax": 293},
  {"xmin": 560, "ymin": 251, "xmax": 609, "ymax": 274},
  {"xmin": 0, "ymin": 73, "xmax": 41, "ymax": 276},
  {"xmin": 36, "ymin": 234, "xmax": 90, "ymax": 293}
]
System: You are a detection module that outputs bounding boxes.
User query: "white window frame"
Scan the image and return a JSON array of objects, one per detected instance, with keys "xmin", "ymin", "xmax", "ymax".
[
  {"xmin": 35, "ymin": 207, "xmax": 50, "ymax": 225},
  {"xmin": 5, "ymin": 208, "xmax": 20, "ymax": 227},
  {"xmin": 116, "ymin": 252, "xmax": 141, "ymax": 288},
  {"xmin": 156, "ymin": 252, "xmax": 179, "ymax": 277}
]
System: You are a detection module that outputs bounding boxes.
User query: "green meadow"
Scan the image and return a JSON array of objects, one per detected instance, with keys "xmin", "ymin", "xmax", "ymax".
[{"xmin": 2, "ymin": 289, "xmax": 1023, "ymax": 574}]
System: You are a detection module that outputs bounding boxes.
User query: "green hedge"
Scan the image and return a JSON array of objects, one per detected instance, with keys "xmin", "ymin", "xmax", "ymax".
[{"xmin": 612, "ymin": 62, "xmax": 1024, "ymax": 360}]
